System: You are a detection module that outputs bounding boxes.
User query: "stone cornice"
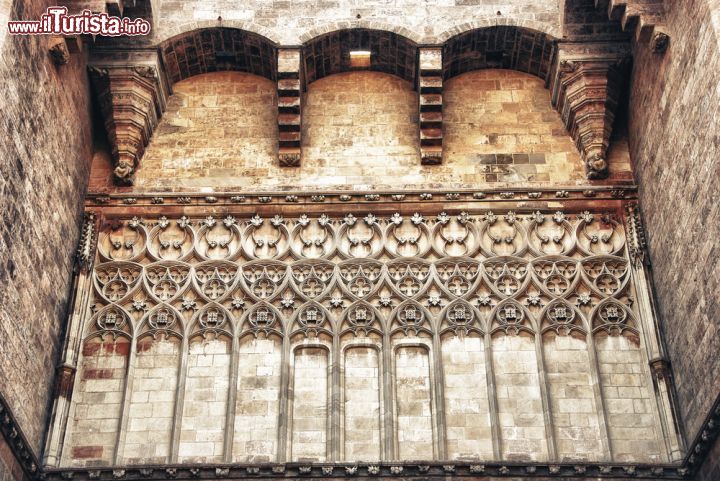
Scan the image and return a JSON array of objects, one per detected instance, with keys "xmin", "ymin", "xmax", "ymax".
[
  {"xmin": 84, "ymin": 185, "xmax": 639, "ymax": 210},
  {"xmin": 39, "ymin": 461, "xmax": 688, "ymax": 481},
  {"xmin": 684, "ymin": 393, "xmax": 720, "ymax": 477}
]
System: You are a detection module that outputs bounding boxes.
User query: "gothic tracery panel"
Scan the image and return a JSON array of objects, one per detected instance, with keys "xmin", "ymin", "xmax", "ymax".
[{"xmin": 61, "ymin": 208, "xmax": 672, "ymax": 466}]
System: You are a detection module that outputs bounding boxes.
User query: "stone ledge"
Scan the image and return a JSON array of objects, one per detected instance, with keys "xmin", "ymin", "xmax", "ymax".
[
  {"xmin": 41, "ymin": 461, "xmax": 688, "ymax": 480},
  {"xmin": 84, "ymin": 186, "xmax": 639, "ymax": 209}
]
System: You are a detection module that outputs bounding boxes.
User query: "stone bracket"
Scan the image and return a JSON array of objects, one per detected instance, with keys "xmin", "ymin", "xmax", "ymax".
[
  {"xmin": 594, "ymin": 0, "xmax": 670, "ymax": 53},
  {"xmin": 548, "ymin": 44, "xmax": 629, "ymax": 180},
  {"xmin": 277, "ymin": 48, "xmax": 302, "ymax": 167},
  {"xmin": 88, "ymin": 50, "xmax": 170, "ymax": 185},
  {"xmin": 419, "ymin": 48, "xmax": 443, "ymax": 165}
]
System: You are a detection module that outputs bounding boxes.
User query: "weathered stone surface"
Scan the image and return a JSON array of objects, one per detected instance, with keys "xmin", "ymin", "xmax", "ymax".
[
  {"xmin": 1, "ymin": 0, "xmax": 719, "ymax": 479},
  {"xmin": 0, "ymin": 435, "xmax": 30, "ymax": 481},
  {"xmin": 153, "ymin": 0, "xmax": 563, "ymax": 45},
  {"xmin": 0, "ymin": 0, "xmax": 93, "ymax": 458},
  {"xmin": 88, "ymin": 69, "xmax": 633, "ymax": 192},
  {"xmin": 627, "ymin": 0, "xmax": 720, "ymax": 447}
]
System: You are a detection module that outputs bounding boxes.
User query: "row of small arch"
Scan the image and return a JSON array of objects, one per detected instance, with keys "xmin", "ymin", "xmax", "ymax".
[
  {"xmin": 159, "ymin": 25, "xmax": 557, "ymax": 88},
  {"xmin": 86, "ymin": 297, "xmax": 639, "ymax": 341}
]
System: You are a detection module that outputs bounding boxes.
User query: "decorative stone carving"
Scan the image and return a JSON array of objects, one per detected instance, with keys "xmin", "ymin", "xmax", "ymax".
[
  {"xmin": 549, "ymin": 52, "xmax": 628, "ymax": 179},
  {"xmin": 651, "ymin": 31, "xmax": 670, "ymax": 53},
  {"xmin": 83, "ymin": 209, "xmax": 636, "ymax": 343},
  {"xmin": 49, "ymin": 39, "xmax": 70, "ymax": 66},
  {"xmin": 625, "ymin": 203, "xmax": 648, "ymax": 267},
  {"xmin": 75, "ymin": 212, "xmax": 97, "ymax": 273},
  {"xmin": 88, "ymin": 54, "xmax": 169, "ymax": 185}
]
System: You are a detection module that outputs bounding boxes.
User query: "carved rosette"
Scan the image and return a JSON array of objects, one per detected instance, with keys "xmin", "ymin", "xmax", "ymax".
[
  {"xmin": 552, "ymin": 58, "xmax": 626, "ymax": 179},
  {"xmin": 89, "ymin": 65, "xmax": 167, "ymax": 185}
]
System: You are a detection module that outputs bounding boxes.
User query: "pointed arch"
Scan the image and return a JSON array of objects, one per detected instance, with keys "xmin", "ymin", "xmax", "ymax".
[{"xmin": 238, "ymin": 301, "xmax": 285, "ymax": 340}]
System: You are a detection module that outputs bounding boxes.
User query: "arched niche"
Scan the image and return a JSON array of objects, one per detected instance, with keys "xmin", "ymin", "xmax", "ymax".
[
  {"xmin": 160, "ymin": 27, "xmax": 278, "ymax": 85},
  {"xmin": 302, "ymin": 28, "xmax": 418, "ymax": 86},
  {"xmin": 443, "ymin": 26, "xmax": 556, "ymax": 81}
]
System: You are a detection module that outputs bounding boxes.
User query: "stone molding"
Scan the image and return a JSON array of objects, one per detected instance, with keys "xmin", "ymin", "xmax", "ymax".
[
  {"xmin": 39, "ymin": 461, "xmax": 691, "ymax": 480},
  {"xmin": 0, "ymin": 394, "xmax": 39, "ymax": 477},
  {"xmin": 84, "ymin": 186, "xmax": 639, "ymax": 209}
]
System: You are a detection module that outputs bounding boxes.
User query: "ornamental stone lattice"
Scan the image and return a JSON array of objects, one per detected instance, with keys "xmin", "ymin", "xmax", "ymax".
[{"xmin": 43, "ymin": 206, "xmax": 684, "ymax": 473}]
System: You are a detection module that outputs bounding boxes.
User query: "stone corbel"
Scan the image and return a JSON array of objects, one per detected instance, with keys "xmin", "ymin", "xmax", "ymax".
[
  {"xmin": 418, "ymin": 48, "xmax": 443, "ymax": 165},
  {"xmin": 548, "ymin": 45, "xmax": 629, "ymax": 179},
  {"xmin": 277, "ymin": 48, "xmax": 302, "ymax": 167},
  {"xmin": 89, "ymin": 51, "xmax": 170, "ymax": 185},
  {"xmin": 595, "ymin": 0, "xmax": 670, "ymax": 53}
]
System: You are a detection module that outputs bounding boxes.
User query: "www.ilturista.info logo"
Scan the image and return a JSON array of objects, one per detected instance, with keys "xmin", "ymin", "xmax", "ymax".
[{"xmin": 8, "ymin": 7, "xmax": 151, "ymax": 36}]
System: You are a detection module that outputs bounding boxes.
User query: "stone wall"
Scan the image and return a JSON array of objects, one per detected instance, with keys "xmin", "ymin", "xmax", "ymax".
[
  {"xmin": 0, "ymin": 436, "xmax": 29, "ymax": 481},
  {"xmin": 88, "ymin": 69, "xmax": 633, "ymax": 193},
  {"xmin": 627, "ymin": 0, "xmax": 720, "ymax": 445},
  {"xmin": 152, "ymin": 0, "xmax": 561, "ymax": 46},
  {"xmin": 0, "ymin": 0, "xmax": 93, "ymax": 458}
]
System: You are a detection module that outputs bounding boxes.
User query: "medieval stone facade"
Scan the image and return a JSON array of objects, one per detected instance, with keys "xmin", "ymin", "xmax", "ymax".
[{"xmin": 0, "ymin": 1, "xmax": 718, "ymax": 481}]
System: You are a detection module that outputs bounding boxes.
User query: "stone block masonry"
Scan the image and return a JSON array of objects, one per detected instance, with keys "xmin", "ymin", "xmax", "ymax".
[
  {"xmin": 45, "ymin": 207, "xmax": 683, "ymax": 469},
  {"xmin": 628, "ymin": 0, "xmax": 720, "ymax": 445},
  {"xmin": 88, "ymin": 69, "xmax": 634, "ymax": 193},
  {"xmin": 0, "ymin": 0, "xmax": 94, "ymax": 458}
]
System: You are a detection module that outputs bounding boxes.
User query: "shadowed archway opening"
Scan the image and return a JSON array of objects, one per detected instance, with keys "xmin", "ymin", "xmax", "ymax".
[
  {"xmin": 443, "ymin": 26, "xmax": 556, "ymax": 81},
  {"xmin": 302, "ymin": 28, "xmax": 418, "ymax": 86},
  {"xmin": 160, "ymin": 27, "xmax": 278, "ymax": 84}
]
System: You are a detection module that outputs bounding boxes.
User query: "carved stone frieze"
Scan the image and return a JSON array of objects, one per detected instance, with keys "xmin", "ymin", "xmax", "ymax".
[
  {"xmin": 86, "ymin": 210, "xmax": 637, "ymax": 342},
  {"xmin": 84, "ymin": 186, "xmax": 639, "ymax": 208}
]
